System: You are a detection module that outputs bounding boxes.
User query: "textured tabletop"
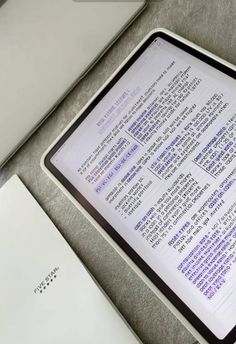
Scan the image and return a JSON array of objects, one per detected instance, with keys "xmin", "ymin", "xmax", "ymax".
[{"xmin": 1, "ymin": 1, "xmax": 235, "ymax": 343}]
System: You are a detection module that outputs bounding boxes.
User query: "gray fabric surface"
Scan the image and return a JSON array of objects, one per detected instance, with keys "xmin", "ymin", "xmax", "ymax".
[{"xmin": 1, "ymin": 1, "xmax": 236, "ymax": 343}]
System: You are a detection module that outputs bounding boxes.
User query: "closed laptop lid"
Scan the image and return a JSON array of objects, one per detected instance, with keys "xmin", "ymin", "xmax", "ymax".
[{"xmin": 0, "ymin": 0, "xmax": 145, "ymax": 166}]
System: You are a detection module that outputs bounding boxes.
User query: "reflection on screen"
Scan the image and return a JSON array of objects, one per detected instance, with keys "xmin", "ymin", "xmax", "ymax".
[{"xmin": 51, "ymin": 37, "xmax": 236, "ymax": 339}]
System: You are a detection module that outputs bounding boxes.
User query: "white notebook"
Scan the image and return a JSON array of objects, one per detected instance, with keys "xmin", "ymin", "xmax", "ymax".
[{"xmin": 0, "ymin": 176, "xmax": 141, "ymax": 344}]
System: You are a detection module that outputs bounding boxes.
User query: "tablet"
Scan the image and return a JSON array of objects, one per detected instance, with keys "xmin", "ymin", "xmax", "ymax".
[{"xmin": 42, "ymin": 29, "xmax": 236, "ymax": 344}]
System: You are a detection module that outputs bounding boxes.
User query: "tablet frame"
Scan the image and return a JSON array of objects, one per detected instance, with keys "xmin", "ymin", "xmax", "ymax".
[{"xmin": 41, "ymin": 28, "xmax": 236, "ymax": 344}]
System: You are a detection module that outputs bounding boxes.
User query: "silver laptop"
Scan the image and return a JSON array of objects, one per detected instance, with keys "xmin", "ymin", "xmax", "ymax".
[{"xmin": 0, "ymin": 0, "xmax": 146, "ymax": 167}]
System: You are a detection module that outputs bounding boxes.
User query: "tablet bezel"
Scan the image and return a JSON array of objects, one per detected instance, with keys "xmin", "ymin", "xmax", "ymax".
[{"xmin": 44, "ymin": 29, "xmax": 236, "ymax": 344}]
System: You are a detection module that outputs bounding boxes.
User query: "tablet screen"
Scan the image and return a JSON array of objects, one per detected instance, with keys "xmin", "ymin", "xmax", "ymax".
[{"xmin": 46, "ymin": 32, "xmax": 236, "ymax": 343}]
